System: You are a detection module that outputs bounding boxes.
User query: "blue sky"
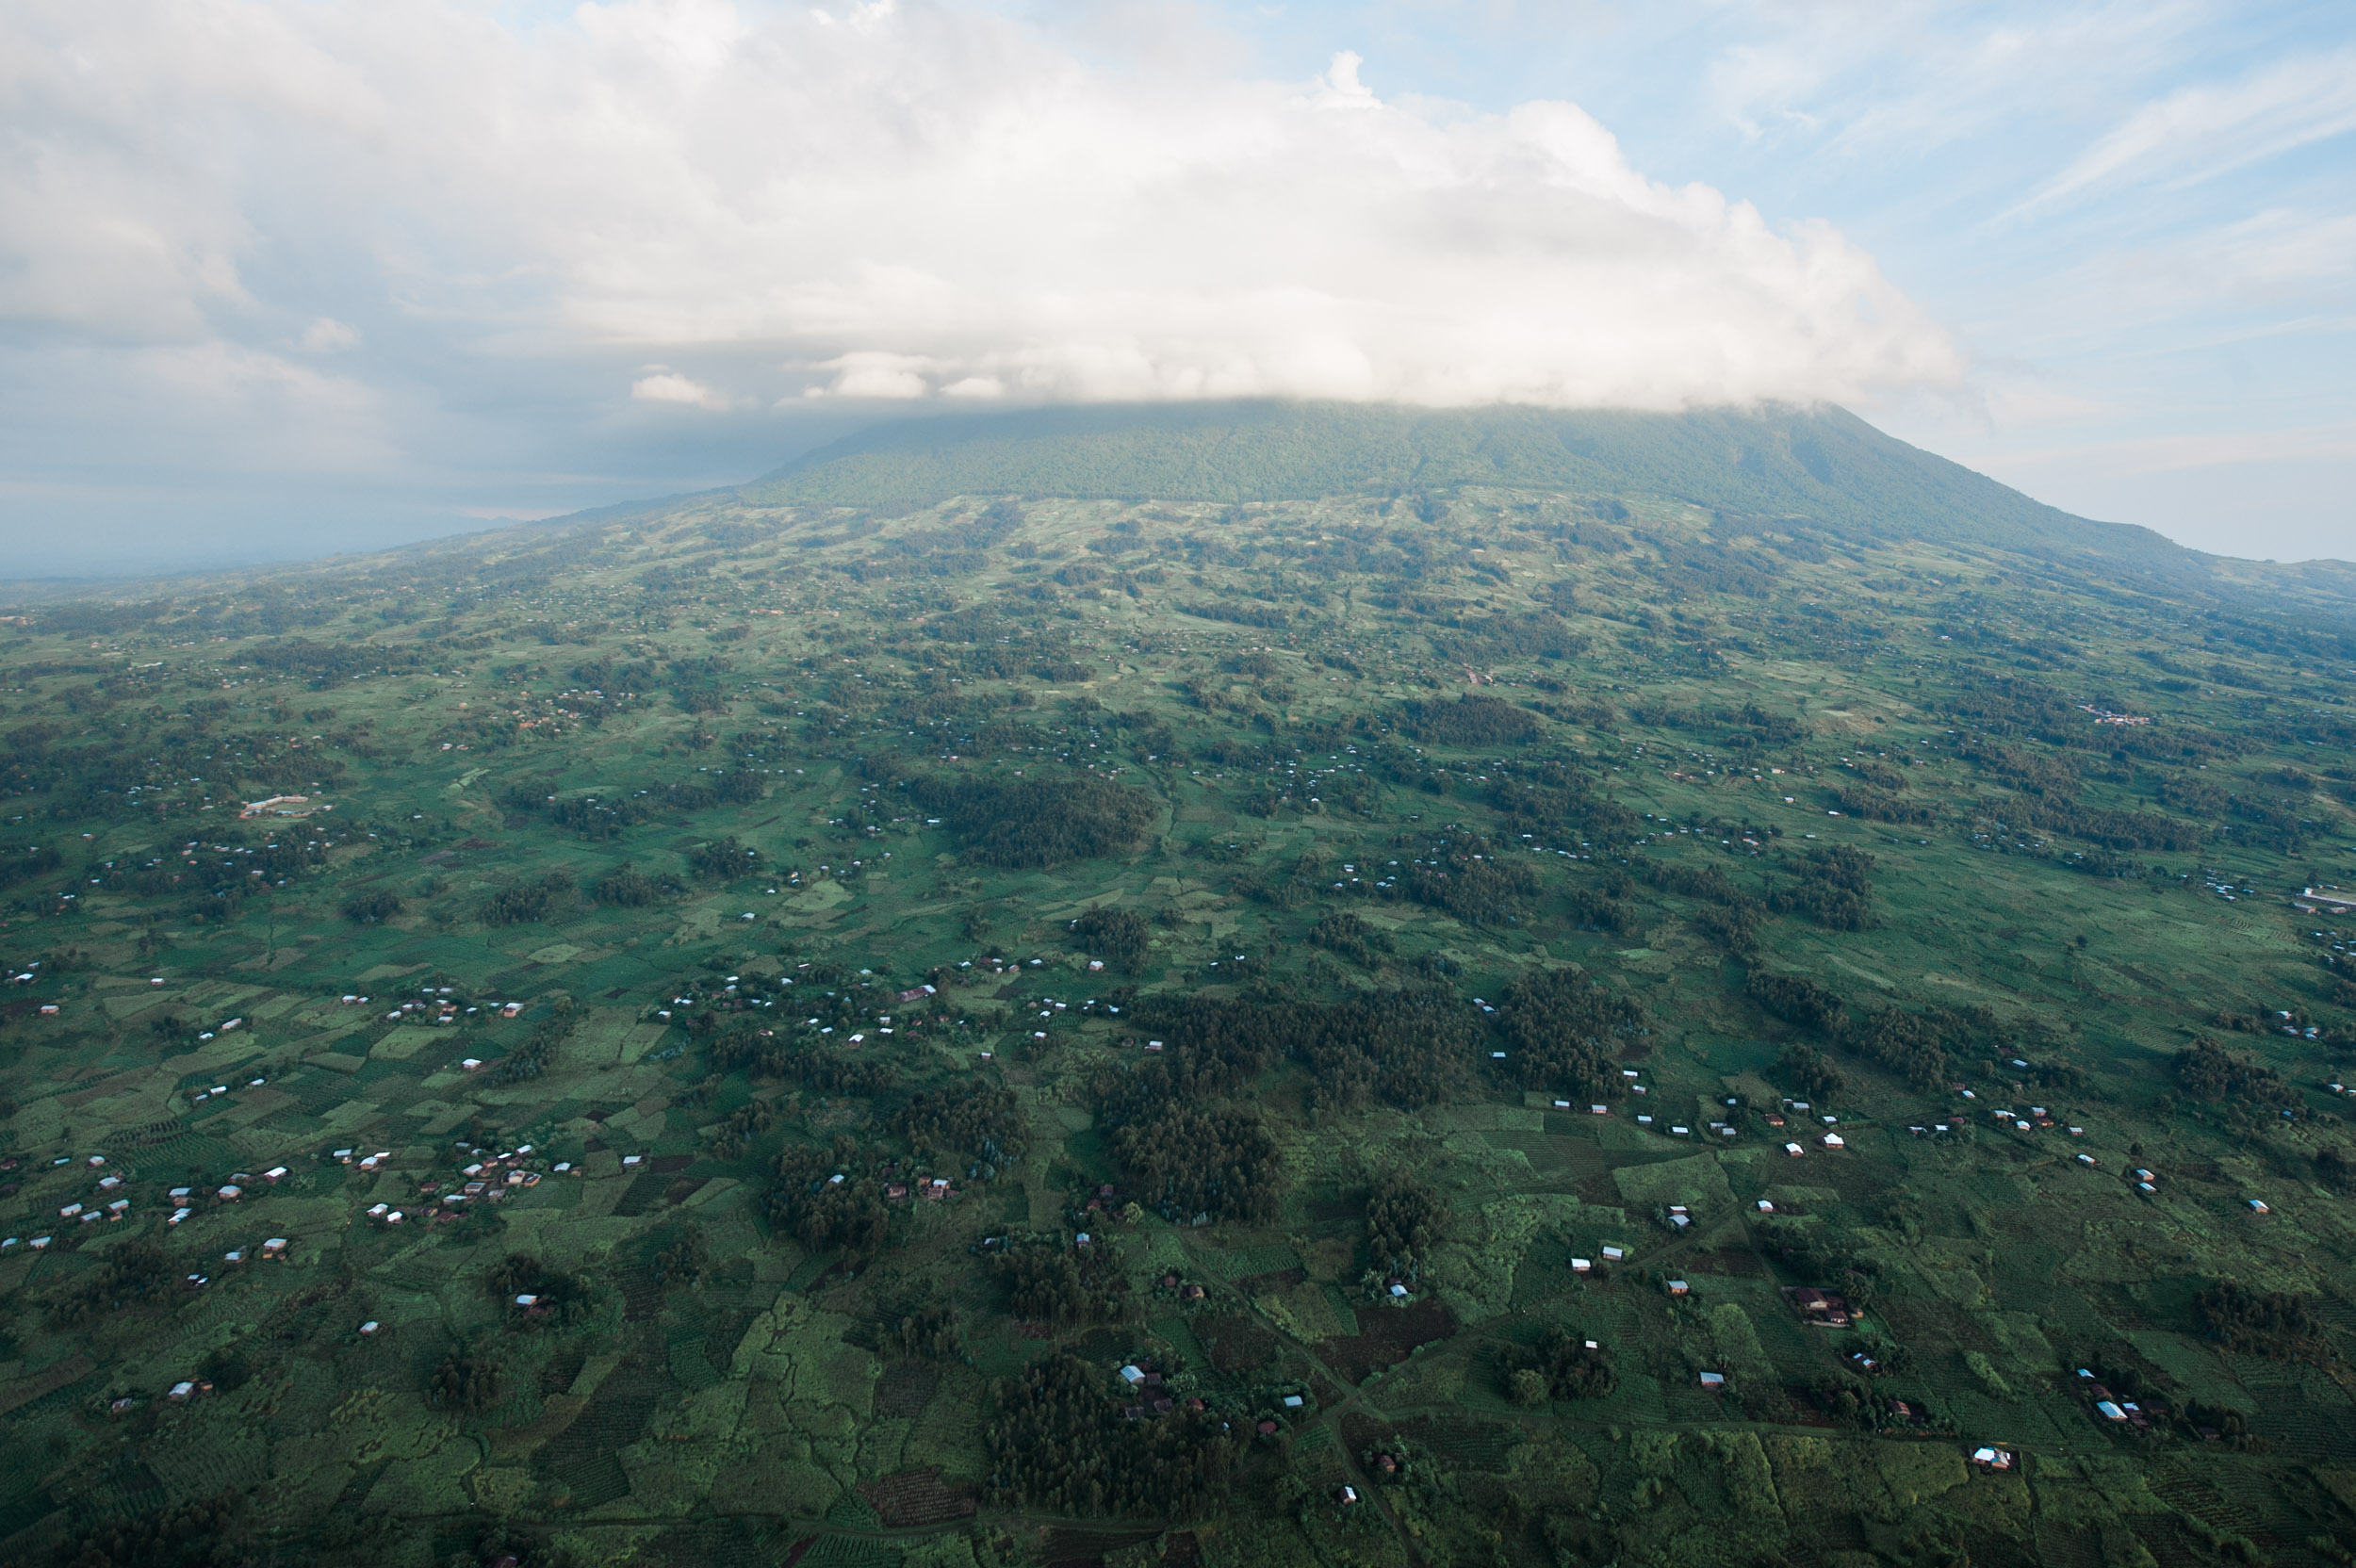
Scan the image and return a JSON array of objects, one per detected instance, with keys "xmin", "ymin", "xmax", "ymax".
[{"xmin": 1, "ymin": 0, "xmax": 2349, "ymax": 576}]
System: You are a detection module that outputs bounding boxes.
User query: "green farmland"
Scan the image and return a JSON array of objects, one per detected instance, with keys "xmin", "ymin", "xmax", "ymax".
[{"xmin": 3, "ymin": 402, "xmax": 2356, "ymax": 1568}]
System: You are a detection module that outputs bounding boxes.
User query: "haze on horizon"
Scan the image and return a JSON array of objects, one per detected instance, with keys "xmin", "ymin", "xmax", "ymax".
[{"xmin": 1, "ymin": 0, "xmax": 2349, "ymax": 579}]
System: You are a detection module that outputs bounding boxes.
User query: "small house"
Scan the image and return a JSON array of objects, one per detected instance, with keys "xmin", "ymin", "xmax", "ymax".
[
  {"xmin": 1698, "ymin": 1372, "xmax": 1726, "ymax": 1389},
  {"xmin": 1666, "ymin": 1280, "xmax": 1690, "ymax": 1297}
]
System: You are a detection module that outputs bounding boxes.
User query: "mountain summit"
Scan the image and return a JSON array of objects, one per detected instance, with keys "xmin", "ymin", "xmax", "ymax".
[{"xmin": 744, "ymin": 400, "xmax": 2184, "ymax": 565}]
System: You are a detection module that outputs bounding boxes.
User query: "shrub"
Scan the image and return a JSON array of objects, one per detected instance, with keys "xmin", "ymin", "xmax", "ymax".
[{"xmin": 339, "ymin": 890, "xmax": 402, "ymax": 923}]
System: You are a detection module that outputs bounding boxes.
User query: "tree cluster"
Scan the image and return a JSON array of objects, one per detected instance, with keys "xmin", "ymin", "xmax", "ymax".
[
  {"xmin": 909, "ymin": 774, "xmax": 1156, "ymax": 869},
  {"xmin": 990, "ymin": 1234, "xmax": 1134, "ymax": 1326},
  {"xmin": 1491, "ymin": 966, "xmax": 1649, "ymax": 1099},
  {"xmin": 2173, "ymin": 1040, "xmax": 2299, "ymax": 1115},
  {"xmin": 2193, "ymin": 1279, "xmax": 2329, "ymax": 1359},
  {"xmin": 1102, "ymin": 1100, "xmax": 1284, "ymax": 1224},
  {"xmin": 984, "ymin": 1354, "xmax": 1240, "ymax": 1519},
  {"xmin": 1765, "ymin": 844, "xmax": 1874, "ymax": 930},
  {"xmin": 1070, "ymin": 907, "xmax": 1153, "ymax": 972},
  {"xmin": 1123, "ymin": 988, "xmax": 1473, "ymax": 1117},
  {"xmin": 707, "ymin": 1027, "xmax": 898, "ymax": 1097},
  {"xmin": 483, "ymin": 1251, "xmax": 597, "ymax": 1328},
  {"xmin": 1396, "ymin": 694, "xmax": 1541, "ymax": 746},
  {"xmin": 1365, "ymin": 1171, "xmax": 1445, "ymax": 1284},
  {"xmin": 895, "ymin": 1082, "xmax": 1023, "ymax": 1166},
  {"xmin": 429, "ymin": 1348, "xmax": 505, "ymax": 1412},
  {"xmin": 766, "ymin": 1135, "xmax": 892, "ymax": 1271},
  {"xmin": 46, "ymin": 1491, "xmax": 247, "ymax": 1568},
  {"xmin": 1747, "ymin": 971, "xmax": 1847, "ymax": 1033},
  {"xmin": 1497, "ymin": 1327, "xmax": 1616, "ymax": 1403},
  {"xmin": 1306, "ymin": 909, "xmax": 1394, "ymax": 968}
]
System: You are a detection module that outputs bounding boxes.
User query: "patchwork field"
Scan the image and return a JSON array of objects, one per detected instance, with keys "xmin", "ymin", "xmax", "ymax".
[{"xmin": 3, "ymin": 403, "xmax": 2356, "ymax": 1567}]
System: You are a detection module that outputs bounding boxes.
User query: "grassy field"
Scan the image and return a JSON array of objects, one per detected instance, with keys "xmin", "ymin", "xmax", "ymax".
[{"xmin": 2, "ymin": 407, "xmax": 2356, "ymax": 1567}]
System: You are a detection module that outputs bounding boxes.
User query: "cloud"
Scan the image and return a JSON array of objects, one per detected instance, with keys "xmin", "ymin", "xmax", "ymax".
[
  {"xmin": 2018, "ymin": 47, "xmax": 2356, "ymax": 213},
  {"xmin": 630, "ymin": 369, "xmax": 734, "ymax": 410},
  {"xmin": 300, "ymin": 317, "xmax": 360, "ymax": 353},
  {"xmin": 0, "ymin": 0, "xmax": 1964, "ymax": 418}
]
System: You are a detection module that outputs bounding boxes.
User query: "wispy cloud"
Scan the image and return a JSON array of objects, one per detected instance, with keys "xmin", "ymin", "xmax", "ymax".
[{"xmin": 2016, "ymin": 46, "xmax": 2356, "ymax": 213}]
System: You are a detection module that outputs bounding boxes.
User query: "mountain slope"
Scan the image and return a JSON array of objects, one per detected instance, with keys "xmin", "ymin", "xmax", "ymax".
[{"xmin": 742, "ymin": 400, "xmax": 2188, "ymax": 565}]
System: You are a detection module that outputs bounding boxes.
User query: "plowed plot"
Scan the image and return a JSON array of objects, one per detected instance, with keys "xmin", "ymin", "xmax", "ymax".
[
  {"xmin": 1696, "ymin": 1248, "xmax": 1765, "ymax": 1277},
  {"xmin": 1315, "ymin": 1298, "xmax": 1456, "ymax": 1383},
  {"xmin": 1235, "ymin": 1266, "xmax": 1307, "ymax": 1293},
  {"xmin": 1203, "ymin": 1315, "xmax": 1281, "ymax": 1374},
  {"xmin": 875, "ymin": 1359, "xmax": 941, "ymax": 1418},
  {"xmin": 1041, "ymin": 1527, "xmax": 1158, "ymax": 1566},
  {"xmin": 1397, "ymin": 1414, "xmax": 1520, "ymax": 1472},
  {"xmin": 856, "ymin": 1465, "xmax": 975, "ymax": 1527}
]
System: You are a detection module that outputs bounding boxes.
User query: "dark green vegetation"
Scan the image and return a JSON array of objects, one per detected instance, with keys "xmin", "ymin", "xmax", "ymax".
[{"xmin": 3, "ymin": 400, "xmax": 2356, "ymax": 1567}]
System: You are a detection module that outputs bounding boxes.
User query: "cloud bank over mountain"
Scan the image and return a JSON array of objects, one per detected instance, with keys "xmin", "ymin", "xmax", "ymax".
[{"xmin": 1, "ymin": 0, "xmax": 1960, "ymax": 435}]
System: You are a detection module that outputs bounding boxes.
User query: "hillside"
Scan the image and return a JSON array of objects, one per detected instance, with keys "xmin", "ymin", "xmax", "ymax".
[
  {"xmin": 2, "ymin": 412, "xmax": 2356, "ymax": 1567},
  {"xmin": 743, "ymin": 400, "xmax": 2191, "ymax": 566}
]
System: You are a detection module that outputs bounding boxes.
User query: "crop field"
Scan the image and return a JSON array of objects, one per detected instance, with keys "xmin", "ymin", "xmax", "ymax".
[{"xmin": 3, "ymin": 404, "xmax": 2356, "ymax": 1566}]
